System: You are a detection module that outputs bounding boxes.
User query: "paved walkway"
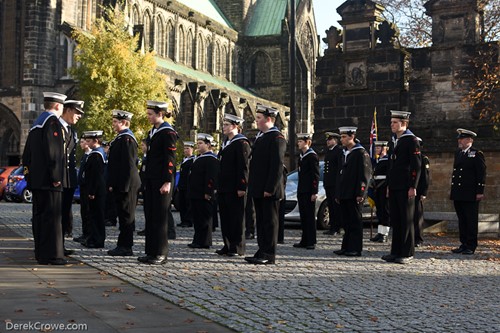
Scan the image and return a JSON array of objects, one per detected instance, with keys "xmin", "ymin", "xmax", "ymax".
[{"xmin": 0, "ymin": 202, "xmax": 499, "ymax": 333}]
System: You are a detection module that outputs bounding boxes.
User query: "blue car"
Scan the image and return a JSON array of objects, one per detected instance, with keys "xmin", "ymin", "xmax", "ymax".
[{"xmin": 4, "ymin": 166, "xmax": 32, "ymax": 203}]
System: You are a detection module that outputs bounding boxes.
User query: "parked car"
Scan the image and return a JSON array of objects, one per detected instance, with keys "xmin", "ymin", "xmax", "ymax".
[
  {"xmin": 284, "ymin": 161, "xmax": 375, "ymax": 230},
  {"xmin": 4, "ymin": 165, "xmax": 32, "ymax": 203},
  {"xmin": 0, "ymin": 166, "xmax": 18, "ymax": 201}
]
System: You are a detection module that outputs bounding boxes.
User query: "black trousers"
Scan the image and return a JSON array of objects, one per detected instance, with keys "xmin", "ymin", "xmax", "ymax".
[
  {"xmin": 374, "ymin": 186, "xmax": 390, "ymax": 227},
  {"xmin": 245, "ymin": 196, "xmax": 256, "ymax": 236},
  {"xmin": 144, "ymin": 178, "xmax": 171, "ymax": 257},
  {"xmin": 79, "ymin": 185, "xmax": 91, "ymax": 238},
  {"xmin": 414, "ymin": 195, "xmax": 425, "ymax": 244},
  {"xmin": 32, "ymin": 190, "xmax": 64, "ymax": 261},
  {"xmin": 87, "ymin": 191, "xmax": 106, "ymax": 247},
  {"xmin": 325, "ymin": 187, "xmax": 342, "ymax": 232},
  {"xmin": 298, "ymin": 193, "xmax": 316, "ymax": 246},
  {"xmin": 178, "ymin": 188, "xmax": 192, "ymax": 226},
  {"xmin": 61, "ymin": 187, "xmax": 75, "ymax": 236},
  {"xmin": 218, "ymin": 192, "xmax": 245, "ymax": 255},
  {"xmin": 278, "ymin": 197, "xmax": 285, "ymax": 242},
  {"xmin": 105, "ymin": 189, "xmax": 117, "ymax": 224},
  {"xmin": 339, "ymin": 199, "xmax": 363, "ymax": 253},
  {"xmin": 253, "ymin": 197, "xmax": 280, "ymax": 261},
  {"xmin": 113, "ymin": 190, "xmax": 138, "ymax": 249},
  {"xmin": 454, "ymin": 200, "xmax": 479, "ymax": 251},
  {"xmin": 389, "ymin": 189, "xmax": 415, "ymax": 258},
  {"xmin": 191, "ymin": 198, "xmax": 213, "ymax": 247}
]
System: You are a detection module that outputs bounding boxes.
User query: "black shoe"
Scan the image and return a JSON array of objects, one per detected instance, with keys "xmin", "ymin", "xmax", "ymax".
[
  {"xmin": 107, "ymin": 247, "xmax": 133, "ymax": 256},
  {"xmin": 64, "ymin": 249, "xmax": 74, "ymax": 256},
  {"xmin": 226, "ymin": 252, "xmax": 239, "ymax": 257},
  {"xmin": 382, "ymin": 254, "xmax": 397, "ymax": 262},
  {"xmin": 137, "ymin": 255, "xmax": 153, "ymax": 263},
  {"xmin": 306, "ymin": 245, "xmax": 315, "ymax": 250},
  {"xmin": 323, "ymin": 230, "xmax": 340, "ymax": 236},
  {"xmin": 370, "ymin": 234, "xmax": 387, "ymax": 242},
  {"xmin": 137, "ymin": 229, "xmax": 146, "ymax": 236},
  {"xmin": 73, "ymin": 235, "xmax": 86, "ymax": 243},
  {"xmin": 452, "ymin": 246, "xmax": 466, "ymax": 254},
  {"xmin": 394, "ymin": 256, "xmax": 413, "ymax": 264},
  {"xmin": 148, "ymin": 255, "xmax": 167, "ymax": 265},
  {"xmin": 187, "ymin": 243, "xmax": 210, "ymax": 249},
  {"xmin": 84, "ymin": 242, "xmax": 104, "ymax": 249},
  {"xmin": 461, "ymin": 249, "xmax": 475, "ymax": 255},
  {"xmin": 38, "ymin": 258, "xmax": 68, "ymax": 265},
  {"xmin": 215, "ymin": 248, "xmax": 228, "ymax": 256},
  {"xmin": 333, "ymin": 249, "xmax": 346, "ymax": 255},
  {"xmin": 245, "ymin": 233, "xmax": 255, "ymax": 240},
  {"xmin": 293, "ymin": 243, "xmax": 306, "ymax": 248},
  {"xmin": 105, "ymin": 220, "xmax": 117, "ymax": 227},
  {"xmin": 344, "ymin": 251, "xmax": 361, "ymax": 257},
  {"xmin": 244, "ymin": 257, "xmax": 275, "ymax": 265}
]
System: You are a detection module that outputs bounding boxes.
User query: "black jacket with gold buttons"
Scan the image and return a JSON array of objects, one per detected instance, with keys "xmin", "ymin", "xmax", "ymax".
[{"xmin": 450, "ymin": 146, "xmax": 486, "ymax": 201}]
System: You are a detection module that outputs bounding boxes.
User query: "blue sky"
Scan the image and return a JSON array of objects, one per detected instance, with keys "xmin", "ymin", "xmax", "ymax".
[{"xmin": 313, "ymin": 0, "xmax": 344, "ymax": 39}]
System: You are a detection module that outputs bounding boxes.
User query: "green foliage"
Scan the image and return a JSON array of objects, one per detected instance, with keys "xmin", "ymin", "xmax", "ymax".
[{"xmin": 70, "ymin": 7, "xmax": 170, "ymax": 141}]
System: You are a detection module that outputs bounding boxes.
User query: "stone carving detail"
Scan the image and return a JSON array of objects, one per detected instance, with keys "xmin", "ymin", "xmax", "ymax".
[
  {"xmin": 376, "ymin": 20, "xmax": 399, "ymax": 48},
  {"xmin": 323, "ymin": 26, "xmax": 342, "ymax": 51},
  {"xmin": 346, "ymin": 61, "xmax": 366, "ymax": 88}
]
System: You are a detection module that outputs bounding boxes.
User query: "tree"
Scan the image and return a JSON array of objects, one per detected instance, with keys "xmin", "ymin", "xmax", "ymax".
[{"xmin": 70, "ymin": 7, "xmax": 171, "ymax": 141}]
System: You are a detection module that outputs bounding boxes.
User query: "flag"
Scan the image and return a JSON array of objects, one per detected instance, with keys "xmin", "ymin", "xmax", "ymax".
[{"xmin": 367, "ymin": 108, "xmax": 378, "ymax": 208}]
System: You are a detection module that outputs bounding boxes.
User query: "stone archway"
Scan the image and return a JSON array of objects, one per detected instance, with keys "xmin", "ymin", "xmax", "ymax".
[{"xmin": 0, "ymin": 104, "xmax": 21, "ymax": 165}]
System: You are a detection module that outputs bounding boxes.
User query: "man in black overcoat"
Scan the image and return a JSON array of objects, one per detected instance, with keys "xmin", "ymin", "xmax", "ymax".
[
  {"xmin": 22, "ymin": 92, "xmax": 67, "ymax": 265},
  {"xmin": 333, "ymin": 127, "xmax": 372, "ymax": 257},
  {"xmin": 107, "ymin": 110, "xmax": 141, "ymax": 256},
  {"xmin": 245, "ymin": 105, "xmax": 286, "ymax": 265},
  {"xmin": 450, "ymin": 128, "xmax": 486, "ymax": 255}
]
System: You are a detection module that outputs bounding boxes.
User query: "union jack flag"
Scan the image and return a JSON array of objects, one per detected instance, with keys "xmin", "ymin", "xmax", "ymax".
[{"xmin": 369, "ymin": 108, "xmax": 377, "ymax": 160}]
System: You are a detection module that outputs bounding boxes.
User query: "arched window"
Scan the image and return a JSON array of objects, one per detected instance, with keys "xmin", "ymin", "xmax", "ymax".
[
  {"xmin": 250, "ymin": 51, "xmax": 272, "ymax": 85},
  {"xmin": 186, "ymin": 30, "xmax": 194, "ymax": 67},
  {"xmin": 222, "ymin": 45, "xmax": 228, "ymax": 79},
  {"xmin": 207, "ymin": 37, "xmax": 213, "ymax": 74},
  {"xmin": 166, "ymin": 20, "xmax": 175, "ymax": 59},
  {"xmin": 155, "ymin": 15, "xmax": 165, "ymax": 56},
  {"xmin": 143, "ymin": 10, "xmax": 153, "ymax": 52},
  {"xmin": 178, "ymin": 25, "xmax": 186, "ymax": 63},
  {"xmin": 197, "ymin": 34, "xmax": 206, "ymax": 70},
  {"xmin": 132, "ymin": 4, "xmax": 140, "ymax": 25},
  {"xmin": 214, "ymin": 42, "xmax": 221, "ymax": 76}
]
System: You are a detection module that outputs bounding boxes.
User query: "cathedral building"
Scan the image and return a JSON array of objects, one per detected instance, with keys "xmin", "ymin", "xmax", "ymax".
[{"xmin": 0, "ymin": 0, "xmax": 319, "ymax": 165}]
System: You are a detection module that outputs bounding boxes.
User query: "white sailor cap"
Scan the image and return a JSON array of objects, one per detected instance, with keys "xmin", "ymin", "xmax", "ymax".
[
  {"xmin": 297, "ymin": 133, "xmax": 313, "ymax": 141},
  {"xmin": 390, "ymin": 110, "xmax": 411, "ymax": 120},
  {"xmin": 197, "ymin": 133, "xmax": 214, "ymax": 144},
  {"xmin": 146, "ymin": 100, "xmax": 169, "ymax": 112},
  {"xmin": 223, "ymin": 113, "xmax": 245, "ymax": 125},
  {"xmin": 374, "ymin": 140, "xmax": 389, "ymax": 146},
  {"xmin": 64, "ymin": 100, "xmax": 85, "ymax": 114},
  {"xmin": 183, "ymin": 141, "xmax": 195, "ymax": 148},
  {"xmin": 43, "ymin": 92, "xmax": 67, "ymax": 104},
  {"xmin": 456, "ymin": 128, "xmax": 477, "ymax": 138},
  {"xmin": 339, "ymin": 126, "xmax": 357, "ymax": 135},
  {"xmin": 112, "ymin": 109, "xmax": 133, "ymax": 121},
  {"xmin": 82, "ymin": 130, "xmax": 104, "ymax": 139},
  {"xmin": 256, "ymin": 104, "xmax": 279, "ymax": 117},
  {"xmin": 325, "ymin": 131, "xmax": 341, "ymax": 140}
]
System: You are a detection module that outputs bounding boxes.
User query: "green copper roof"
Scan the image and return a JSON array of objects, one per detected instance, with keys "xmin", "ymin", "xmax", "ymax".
[
  {"xmin": 246, "ymin": 0, "xmax": 288, "ymax": 36},
  {"xmin": 176, "ymin": 0, "xmax": 232, "ymax": 29},
  {"xmin": 155, "ymin": 57, "xmax": 257, "ymax": 97}
]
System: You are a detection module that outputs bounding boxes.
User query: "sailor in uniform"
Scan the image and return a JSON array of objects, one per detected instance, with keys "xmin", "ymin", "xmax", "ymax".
[
  {"xmin": 370, "ymin": 141, "xmax": 390, "ymax": 243},
  {"xmin": 217, "ymin": 114, "xmax": 251, "ymax": 256},
  {"xmin": 177, "ymin": 141, "xmax": 195, "ymax": 228},
  {"xmin": 22, "ymin": 92, "xmax": 67, "ymax": 265},
  {"xmin": 414, "ymin": 137, "xmax": 430, "ymax": 247},
  {"xmin": 293, "ymin": 133, "xmax": 319, "ymax": 249},
  {"xmin": 323, "ymin": 131, "xmax": 343, "ymax": 236},
  {"xmin": 107, "ymin": 110, "xmax": 141, "ymax": 256}
]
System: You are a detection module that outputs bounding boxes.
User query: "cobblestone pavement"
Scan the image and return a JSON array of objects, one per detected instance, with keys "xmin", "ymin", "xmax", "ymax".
[{"xmin": 1, "ymin": 202, "xmax": 499, "ymax": 333}]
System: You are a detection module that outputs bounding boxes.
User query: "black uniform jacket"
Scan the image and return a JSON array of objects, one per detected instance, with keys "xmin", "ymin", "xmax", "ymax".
[
  {"xmin": 107, "ymin": 129, "xmax": 141, "ymax": 193},
  {"xmin": 372, "ymin": 155, "xmax": 389, "ymax": 190},
  {"xmin": 417, "ymin": 155, "xmax": 430, "ymax": 197},
  {"xmin": 323, "ymin": 144, "xmax": 343, "ymax": 188},
  {"xmin": 22, "ymin": 111, "xmax": 64, "ymax": 191},
  {"xmin": 60, "ymin": 121, "xmax": 78, "ymax": 189},
  {"xmin": 144, "ymin": 122, "xmax": 178, "ymax": 183},
  {"xmin": 177, "ymin": 155, "xmax": 195, "ymax": 190},
  {"xmin": 83, "ymin": 147, "xmax": 107, "ymax": 197},
  {"xmin": 188, "ymin": 152, "xmax": 220, "ymax": 199},
  {"xmin": 297, "ymin": 148, "xmax": 320, "ymax": 194},
  {"xmin": 387, "ymin": 130, "xmax": 421, "ymax": 191},
  {"xmin": 218, "ymin": 134, "xmax": 251, "ymax": 193},
  {"xmin": 450, "ymin": 146, "xmax": 486, "ymax": 201},
  {"xmin": 336, "ymin": 144, "xmax": 372, "ymax": 200}
]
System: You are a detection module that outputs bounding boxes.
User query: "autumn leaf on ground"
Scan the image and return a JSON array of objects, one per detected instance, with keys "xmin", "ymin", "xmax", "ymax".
[
  {"xmin": 212, "ymin": 285, "xmax": 224, "ymax": 291},
  {"xmin": 99, "ymin": 271, "xmax": 109, "ymax": 276},
  {"xmin": 184, "ymin": 318, "xmax": 195, "ymax": 323},
  {"xmin": 239, "ymin": 287, "xmax": 246, "ymax": 292},
  {"xmin": 60, "ymin": 291, "xmax": 68, "ymax": 295},
  {"xmin": 370, "ymin": 316, "xmax": 378, "ymax": 322},
  {"xmin": 336, "ymin": 323, "xmax": 344, "ymax": 328},
  {"xmin": 102, "ymin": 293, "xmax": 109, "ymax": 297},
  {"xmin": 125, "ymin": 304, "xmax": 135, "ymax": 310},
  {"xmin": 111, "ymin": 287, "xmax": 123, "ymax": 293}
]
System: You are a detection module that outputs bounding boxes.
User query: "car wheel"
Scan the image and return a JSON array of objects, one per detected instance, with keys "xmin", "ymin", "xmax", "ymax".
[
  {"xmin": 316, "ymin": 200, "xmax": 330, "ymax": 230},
  {"xmin": 22, "ymin": 188, "xmax": 32, "ymax": 203}
]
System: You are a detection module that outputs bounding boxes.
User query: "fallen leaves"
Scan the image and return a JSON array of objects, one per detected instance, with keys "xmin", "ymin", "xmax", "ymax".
[
  {"xmin": 212, "ymin": 285, "xmax": 224, "ymax": 291},
  {"xmin": 125, "ymin": 303, "xmax": 135, "ymax": 311}
]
